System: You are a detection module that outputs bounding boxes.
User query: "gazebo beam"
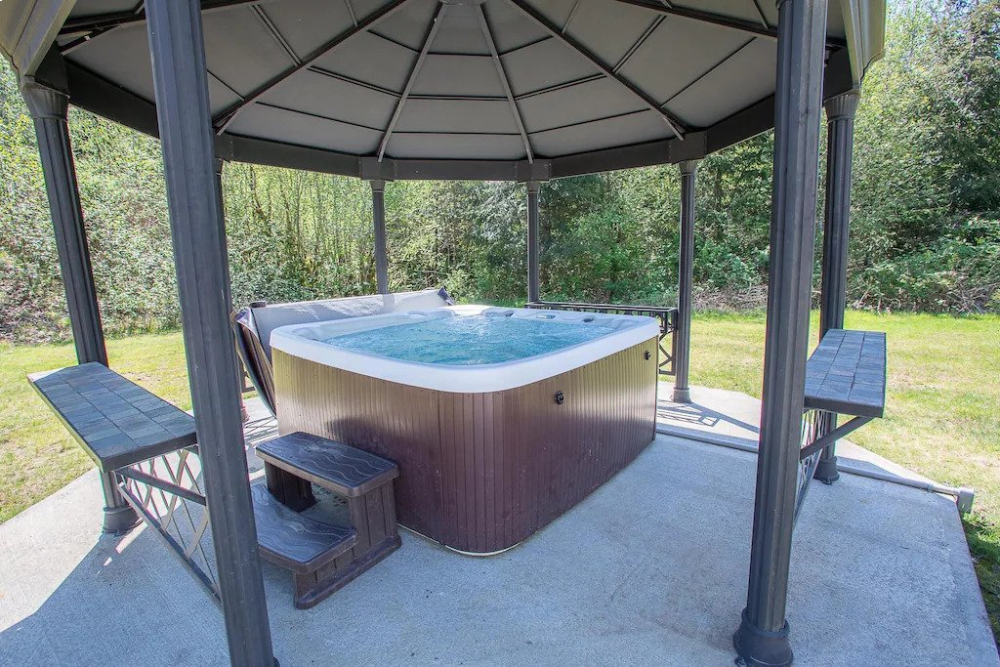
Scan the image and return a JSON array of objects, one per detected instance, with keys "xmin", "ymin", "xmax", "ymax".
[
  {"xmin": 814, "ymin": 89, "xmax": 861, "ymax": 484},
  {"xmin": 478, "ymin": 5, "xmax": 533, "ymax": 163},
  {"xmin": 371, "ymin": 180, "xmax": 389, "ymax": 294},
  {"xmin": 505, "ymin": 0, "xmax": 687, "ymax": 139},
  {"xmin": 609, "ymin": 0, "xmax": 846, "ymax": 49},
  {"xmin": 20, "ymin": 62, "xmax": 139, "ymax": 536},
  {"xmin": 59, "ymin": 0, "xmax": 269, "ymax": 36},
  {"xmin": 377, "ymin": 3, "xmax": 447, "ymax": 162},
  {"xmin": 213, "ymin": 0, "xmax": 414, "ymax": 133},
  {"xmin": 673, "ymin": 160, "xmax": 698, "ymax": 403},
  {"xmin": 613, "ymin": 0, "xmax": 778, "ymax": 38},
  {"xmin": 144, "ymin": 1, "xmax": 274, "ymax": 664},
  {"xmin": 527, "ymin": 181, "xmax": 541, "ymax": 303},
  {"xmin": 733, "ymin": 0, "xmax": 828, "ymax": 662}
]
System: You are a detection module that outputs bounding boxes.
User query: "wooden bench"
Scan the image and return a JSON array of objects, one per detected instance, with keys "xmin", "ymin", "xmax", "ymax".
[
  {"xmin": 799, "ymin": 329, "xmax": 887, "ymax": 460},
  {"xmin": 254, "ymin": 431, "xmax": 401, "ymax": 609},
  {"xmin": 28, "ymin": 363, "xmax": 198, "ymax": 473},
  {"xmin": 28, "ymin": 363, "xmax": 199, "ymax": 535}
]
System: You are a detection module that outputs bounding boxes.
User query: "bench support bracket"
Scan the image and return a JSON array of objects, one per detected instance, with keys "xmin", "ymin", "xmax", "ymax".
[{"xmin": 799, "ymin": 415, "xmax": 873, "ymax": 461}]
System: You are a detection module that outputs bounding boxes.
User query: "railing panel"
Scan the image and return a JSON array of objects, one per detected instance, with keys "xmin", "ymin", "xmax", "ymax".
[
  {"xmin": 794, "ymin": 409, "xmax": 825, "ymax": 524},
  {"xmin": 526, "ymin": 301, "xmax": 678, "ymax": 377},
  {"xmin": 118, "ymin": 448, "xmax": 220, "ymax": 605}
]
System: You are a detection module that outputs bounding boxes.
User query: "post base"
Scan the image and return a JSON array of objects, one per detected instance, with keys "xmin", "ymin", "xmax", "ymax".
[
  {"xmin": 672, "ymin": 387, "xmax": 692, "ymax": 403},
  {"xmin": 813, "ymin": 455, "xmax": 840, "ymax": 485},
  {"xmin": 733, "ymin": 608, "xmax": 793, "ymax": 667},
  {"xmin": 102, "ymin": 503, "xmax": 140, "ymax": 535}
]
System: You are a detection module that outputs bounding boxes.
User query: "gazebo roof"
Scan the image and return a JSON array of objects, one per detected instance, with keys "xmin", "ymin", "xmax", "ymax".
[{"xmin": 2, "ymin": 0, "xmax": 885, "ymax": 180}]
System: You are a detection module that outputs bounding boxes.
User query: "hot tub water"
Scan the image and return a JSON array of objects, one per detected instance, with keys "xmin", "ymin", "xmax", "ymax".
[{"xmin": 322, "ymin": 314, "xmax": 617, "ymax": 366}]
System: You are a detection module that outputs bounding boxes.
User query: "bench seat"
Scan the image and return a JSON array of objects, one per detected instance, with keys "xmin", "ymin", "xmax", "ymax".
[{"xmin": 28, "ymin": 363, "xmax": 196, "ymax": 472}]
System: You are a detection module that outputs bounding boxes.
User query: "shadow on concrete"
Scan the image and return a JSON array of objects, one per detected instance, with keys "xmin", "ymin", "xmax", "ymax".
[{"xmin": 656, "ymin": 400, "xmax": 760, "ymax": 435}]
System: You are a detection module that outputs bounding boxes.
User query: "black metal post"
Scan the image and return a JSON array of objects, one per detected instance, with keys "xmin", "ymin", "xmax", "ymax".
[
  {"xmin": 673, "ymin": 160, "xmax": 698, "ymax": 403},
  {"xmin": 214, "ymin": 157, "xmax": 250, "ymax": 422},
  {"xmin": 144, "ymin": 1, "xmax": 275, "ymax": 665},
  {"xmin": 813, "ymin": 90, "xmax": 860, "ymax": 485},
  {"xmin": 372, "ymin": 180, "xmax": 389, "ymax": 294},
  {"xmin": 213, "ymin": 158, "xmax": 235, "ymax": 312},
  {"xmin": 527, "ymin": 180, "xmax": 540, "ymax": 303},
  {"xmin": 21, "ymin": 72, "xmax": 139, "ymax": 535},
  {"xmin": 733, "ymin": 0, "xmax": 827, "ymax": 661}
]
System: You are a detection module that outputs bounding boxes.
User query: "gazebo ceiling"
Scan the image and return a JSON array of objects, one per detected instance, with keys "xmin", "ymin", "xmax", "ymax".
[{"xmin": 3, "ymin": 0, "xmax": 885, "ymax": 179}]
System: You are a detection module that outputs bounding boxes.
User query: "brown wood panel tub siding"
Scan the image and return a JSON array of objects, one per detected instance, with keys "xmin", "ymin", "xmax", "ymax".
[{"xmin": 273, "ymin": 337, "xmax": 658, "ymax": 554}]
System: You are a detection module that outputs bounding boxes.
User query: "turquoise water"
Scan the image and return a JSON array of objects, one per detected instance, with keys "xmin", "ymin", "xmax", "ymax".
[{"xmin": 322, "ymin": 315, "xmax": 618, "ymax": 366}]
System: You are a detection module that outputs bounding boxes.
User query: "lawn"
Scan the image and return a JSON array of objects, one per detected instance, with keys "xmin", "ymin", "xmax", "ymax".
[
  {"xmin": 1, "ymin": 311, "xmax": 998, "ymax": 638},
  {"xmin": 0, "ymin": 332, "xmax": 191, "ymax": 524},
  {"xmin": 689, "ymin": 309, "xmax": 1000, "ymax": 641}
]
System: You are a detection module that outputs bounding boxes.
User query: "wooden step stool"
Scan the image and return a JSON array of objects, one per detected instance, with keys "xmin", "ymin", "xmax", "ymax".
[{"xmin": 253, "ymin": 431, "xmax": 401, "ymax": 609}]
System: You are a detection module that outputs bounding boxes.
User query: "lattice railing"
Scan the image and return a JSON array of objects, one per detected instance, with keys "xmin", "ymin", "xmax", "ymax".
[
  {"xmin": 118, "ymin": 447, "xmax": 220, "ymax": 604},
  {"xmin": 526, "ymin": 301, "xmax": 679, "ymax": 376},
  {"xmin": 115, "ymin": 413, "xmax": 278, "ymax": 606},
  {"xmin": 794, "ymin": 409, "xmax": 827, "ymax": 524}
]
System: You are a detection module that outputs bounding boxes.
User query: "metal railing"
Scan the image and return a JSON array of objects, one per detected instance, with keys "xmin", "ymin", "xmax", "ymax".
[
  {"xmin": 526, "ymin": 301, "xmax": 679, "ymax": 377},
  {"xmin": 794, "ymin": 409, "xmax": 828, "ymax": 524},
  {"xmin": 118, "ymin": 447, "xmax": 220, "ymax": 605},
  {"xmin": 116, "ymin": 414, "xmax": 279, "ymax": 607}
]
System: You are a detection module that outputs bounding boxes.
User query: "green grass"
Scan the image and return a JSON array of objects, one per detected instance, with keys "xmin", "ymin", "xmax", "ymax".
[
  {"xmin": 689, "ymin": 310, "xmax": 1000, "ymax": 641},
  {"xmin": 1, "ymin": 312, "xmax": 998, "ymax": 639},
  {"xmin": 0, "ymin": 332, "xmax": 191, "ymax": 523}
]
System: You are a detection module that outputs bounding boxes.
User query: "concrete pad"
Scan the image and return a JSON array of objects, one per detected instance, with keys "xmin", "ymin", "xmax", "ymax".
[{"xmin": 1, "ymin": 431, "xmax": 995, "ymax": 666}]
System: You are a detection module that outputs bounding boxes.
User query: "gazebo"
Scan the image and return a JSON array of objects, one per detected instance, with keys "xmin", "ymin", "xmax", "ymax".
[{"xmin": 1, "ymin": 0, "xmax": 886, "ymax": 665}]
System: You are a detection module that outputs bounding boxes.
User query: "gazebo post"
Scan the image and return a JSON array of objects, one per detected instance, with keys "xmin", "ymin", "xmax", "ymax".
[
  {"xmin": 673, "ymin": 160, "xmax": 698, "ymax": 403},
  {"xmin": 214, "ymin": 157, "xmax": 250, "ymax": 422},
  {"xmin": 144, "ymin": 1, "xmax": 275, "ymax": 665},
  {"xmin": 20, "ymin": 68, "xmax": 139, "ymax": 536},
  {"xmin": 371, "ymin": 180, "xmax": 389, "ymax": 294},
  {"xmin": 733, "ymin": 0, "xmax": 828, "ymax": 662},
  {"xmin": 814, "ymin": 90, "xmax": 861, "ymax": 485},
  {"xmin": 526, "ymin": 180, "xmax": 540, "ymax": 303}
]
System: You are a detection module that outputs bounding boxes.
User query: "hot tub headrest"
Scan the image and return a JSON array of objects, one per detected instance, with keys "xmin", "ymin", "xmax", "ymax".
[{"xmin": 251, "ymin": 287, "xmax": 453, "ymax": 360}]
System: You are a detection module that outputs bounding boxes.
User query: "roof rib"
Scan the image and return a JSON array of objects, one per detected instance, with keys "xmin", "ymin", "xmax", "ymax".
[
  {"xmin": 377, "ymin": 3, "xmax": 448, "ymax": 161},
  {"xmin": 212, "ymin": 0, "xmax": 415, "ymax": 134},
  {"xmin": 59, "ymin": 0, "xmax": 267, "ymax": 35},
  {"xmin": 662, "ymin": 37, "xmax": 756, "ymax": 107},
  {"xmin": 59, "ymin": 0, "xmax": 142, "ymax": 53},
  {"xmin": 748, "ymin": 0, "xmax": 771, "ymax": 28},
  {"xmin": 613, "ymin": 15, "xmax": 664, "ymax": 74},
  {"xmin": 609, "ymin": 0, "xmax": 846, "ymax": 47},
  {"xmin": 505, "ymin": 0, "xmax": 686, "ymax": 139},
  {"xmin": 478, "ymin": 6, "xmax": 533, "ymax": 162},
  {"xmin": 563, "ymin": 0, "xmax": 584, "ymax": 32},
  {"xmin": 612, "ymin": 0, "xmax": 777, "ymax": 39},
  {"xmin": 342, "ymin": 0, "xmax": 359, "ymax": 26},
  {"xmin": 251, "ymin": 5, "xmax": 299, "ymax": 66}
]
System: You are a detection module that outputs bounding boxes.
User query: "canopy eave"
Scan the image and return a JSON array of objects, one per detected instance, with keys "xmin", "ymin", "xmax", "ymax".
[{"xmin": 59, "ymin": 45, "xmax": 854, "ymax": 181}]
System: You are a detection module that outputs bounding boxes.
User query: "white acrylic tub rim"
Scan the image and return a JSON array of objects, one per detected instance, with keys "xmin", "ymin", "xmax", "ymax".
[{"xmin": 269, "ymin": 305, "xmax": 660, "ymax": 394}]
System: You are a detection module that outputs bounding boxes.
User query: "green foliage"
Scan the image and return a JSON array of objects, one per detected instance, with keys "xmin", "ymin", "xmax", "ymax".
[
  {"xmin": 1, "ymin": 0, "xmax": 999, "ymax": 344},
  {"xmin": 849, "ymin": 0, "xmax": 1000, "ymax": 312},
  {"xmin": 853, "ymin": 219, "xmax": 1000, "ymax": 311}
]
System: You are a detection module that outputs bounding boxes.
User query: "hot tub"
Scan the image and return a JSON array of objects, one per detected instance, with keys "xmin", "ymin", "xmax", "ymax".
[{"xmin": 270, "ymin": 305, "xmax": 659, "ymax": 554}]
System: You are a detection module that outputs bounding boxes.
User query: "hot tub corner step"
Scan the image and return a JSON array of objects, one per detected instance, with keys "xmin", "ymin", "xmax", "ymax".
[
  {"xmin": 251, "ymin": 484, "xmax": 356, "ymax": 574},
  {"xmin": 256, "ymin": 431, "xmax": 398, "ymax": 497}
]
